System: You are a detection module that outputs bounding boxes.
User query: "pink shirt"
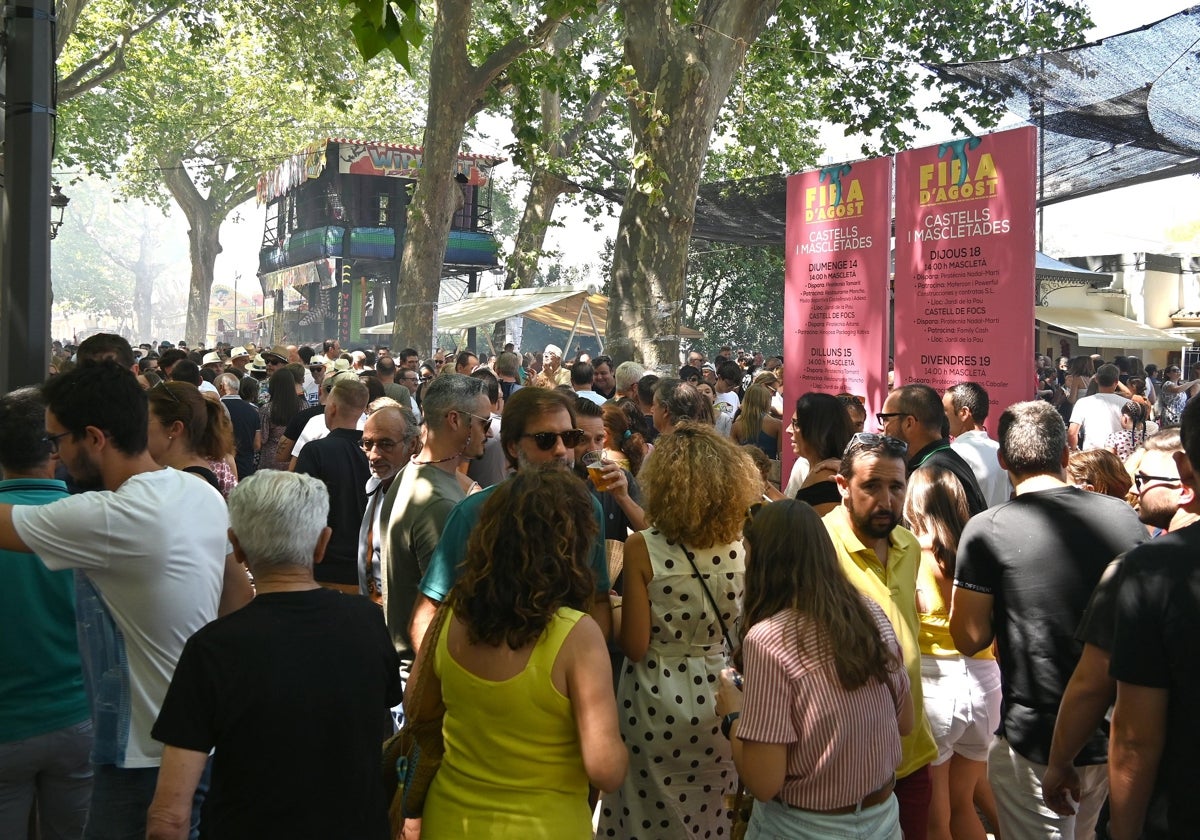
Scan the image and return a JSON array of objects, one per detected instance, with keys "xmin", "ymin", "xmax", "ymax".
[{"xmin": 737, "ymin": 601, "xmax": 908, "ymax": 810}]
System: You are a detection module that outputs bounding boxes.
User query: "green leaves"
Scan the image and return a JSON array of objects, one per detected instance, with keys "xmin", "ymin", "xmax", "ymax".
[{"xmin": 343, "ymin": 0, "xmax": 426, "ymax": 68}]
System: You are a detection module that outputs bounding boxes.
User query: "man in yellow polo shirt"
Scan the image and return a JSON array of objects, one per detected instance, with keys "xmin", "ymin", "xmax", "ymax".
[{"xmin": 825, "ymin": 432, "xmax": 938, "ymax": 840}]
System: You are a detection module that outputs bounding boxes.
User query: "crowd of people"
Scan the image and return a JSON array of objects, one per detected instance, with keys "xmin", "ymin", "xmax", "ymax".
[{"xmin": 3, "ymin": 333, "xmax": 1198, "ymax": 840}]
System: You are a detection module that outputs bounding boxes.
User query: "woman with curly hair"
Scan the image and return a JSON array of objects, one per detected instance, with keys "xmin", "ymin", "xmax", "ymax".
[
  {"xmin": 601, "ymin": 399, "xmax": 649, "ymax": 476},
  {"xmin": 715, "ymin": 500, "xmax": 911, "ymax": 838},
  {"xmin": 415, "ymin": 465, "xmax": 626, "ymax": 838},
  {"xmin": 598, "ymin": 422, "xmax": 762, "ymax": 840},
  {"xmin": 146, "ymin": 381, "xmax": 237, "ymax": 498}
]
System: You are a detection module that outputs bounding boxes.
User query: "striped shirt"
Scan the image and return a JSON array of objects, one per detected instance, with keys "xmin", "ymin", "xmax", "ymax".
[{"xmin": 736, "ymin": 602, "xmax": 908, "ymax": 811}]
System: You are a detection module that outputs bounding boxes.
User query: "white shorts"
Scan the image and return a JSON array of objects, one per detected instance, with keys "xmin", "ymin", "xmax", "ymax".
[{"xmin": 920, "ymin": 654, "xmax": 1001, "ymax": 765}]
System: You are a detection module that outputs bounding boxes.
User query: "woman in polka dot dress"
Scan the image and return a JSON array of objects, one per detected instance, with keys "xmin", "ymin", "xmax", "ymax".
[{"xmin": 598, "ymin": 423, "xmax": 763, "ymax": 839}]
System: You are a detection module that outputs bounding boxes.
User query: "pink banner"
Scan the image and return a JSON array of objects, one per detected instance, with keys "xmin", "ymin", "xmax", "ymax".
[
  {"xmin": 893, "ymin": 127, "xmax": 1036, "ymax": 428},
  {"xmin": 783, "ymin": 156, "xmax": 893, "ymax": 480}
]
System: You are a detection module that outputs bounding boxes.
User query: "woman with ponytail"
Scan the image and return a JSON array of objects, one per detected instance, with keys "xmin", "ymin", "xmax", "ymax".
[
  {"xmin": 601, "ymin": 400, "xmax": 649, "ymax": 477},
  {"xmin": 147, "ymin": 381, "xmax": 237, "ymax": 498}
]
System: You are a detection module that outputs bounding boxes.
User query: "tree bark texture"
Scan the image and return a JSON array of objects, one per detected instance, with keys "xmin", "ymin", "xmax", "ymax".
[
  {"xmin": 161, "ymin": 160, "xmax": 253, "ymax": 344},
  {"xmin": 391, "ymin": 0, "xmax": 575, "ymax": 355},
  {"xmin": 608, "ymin": 0, "xmax": 778, "ymax": 366},
  {"xmin": 390, "ymin": 0, "xmax": 474, "ymax": 356}
]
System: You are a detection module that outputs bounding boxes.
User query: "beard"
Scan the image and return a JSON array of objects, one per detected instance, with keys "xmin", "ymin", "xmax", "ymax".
[
  {"xmin": 1138, "ymin": 491, "xmax": 1178, "ymax": 530},
  {"xmin": 67, "ymin": 451, "xmax": 104, "ymax": 491},
  {"xmin": 848, "ymin": 504, "xmax": 900, "ymax": 540}
]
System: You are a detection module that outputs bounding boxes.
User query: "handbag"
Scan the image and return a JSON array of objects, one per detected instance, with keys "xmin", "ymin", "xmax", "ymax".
[
  {"xmin": 680, "ymin": 541, "xmax": 752, "ymax": 836},
  {"xmin": 381, "ymin": 603, "xmax": 450, "ymax": 833},
  {"xmin": 724, "ymin": 783, "xmax": 752, "ymax": 840}
]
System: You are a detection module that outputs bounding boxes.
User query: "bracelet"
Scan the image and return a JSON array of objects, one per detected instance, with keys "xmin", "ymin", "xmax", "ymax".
[{"xmin": 721, "ymin": 711, "xmax": 740, "ymax": 739}]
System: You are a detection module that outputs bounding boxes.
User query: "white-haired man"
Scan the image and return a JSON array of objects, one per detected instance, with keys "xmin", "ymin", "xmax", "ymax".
[{"xmin": 147, "ymin": 472, "xmax": 401, "ymax": 839}]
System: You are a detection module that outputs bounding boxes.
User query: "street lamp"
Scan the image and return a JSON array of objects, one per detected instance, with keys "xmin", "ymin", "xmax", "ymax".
[{"xmin": 49, "ymin": 184, "xmax": 70, "ymax": 239}]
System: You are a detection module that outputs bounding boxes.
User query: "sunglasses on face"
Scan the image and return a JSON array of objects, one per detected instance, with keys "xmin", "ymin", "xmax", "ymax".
[
  {"xmin": 360, "ymin": 438, "xmax": 398, "ymax": 453},
  {"xmin": 1134, "ymin": 472, "xmax": 1180, "ymax": 491},
  {"xmin": 521, "ymin": 429, "xmax": 586, "ymax": 450}
]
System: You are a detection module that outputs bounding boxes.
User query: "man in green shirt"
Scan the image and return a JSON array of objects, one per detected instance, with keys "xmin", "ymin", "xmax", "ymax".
[{"xmin": 409, "ymin": 388, "xmax": 612, "ymax": 651}]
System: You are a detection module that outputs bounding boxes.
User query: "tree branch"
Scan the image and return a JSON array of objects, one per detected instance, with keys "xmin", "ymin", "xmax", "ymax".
[
  {"xmin": 469, "ymin": 6, "xmax": 577, "ymax": 101},
  {"xmin": 58, "ymin": 2, "xmax": 181, "ymax": 101}
]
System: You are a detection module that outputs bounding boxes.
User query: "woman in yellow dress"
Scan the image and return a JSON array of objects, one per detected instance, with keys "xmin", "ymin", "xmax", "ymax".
[{"xmin": 414, "ymin": 466, "xmax": 627, "ymax": 839}]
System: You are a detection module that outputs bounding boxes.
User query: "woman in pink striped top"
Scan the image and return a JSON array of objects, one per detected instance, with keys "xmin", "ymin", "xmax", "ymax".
[{"xmin": 717, "ymin": 499, "xmax": 913, "ymax": 838}]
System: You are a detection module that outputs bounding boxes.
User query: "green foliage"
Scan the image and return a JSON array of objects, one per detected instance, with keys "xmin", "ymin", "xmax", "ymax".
[
  {"xmin": 704, "ymin": 25, "xmax": 825, "ymax": 181},
  {"xmin": 341, "ymin": 0, "xmax": 425, "ymax": 67},
  {"xmin": 773, "ymin": 0, "xmax": 1094, "ymax": 155},
  {"xmin": 684, "ymin": 244, "xmax": 784, "ymax": 356}
]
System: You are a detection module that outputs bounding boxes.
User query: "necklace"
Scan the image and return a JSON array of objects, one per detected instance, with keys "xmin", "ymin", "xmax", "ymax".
[{"xmin": 411, "ymin": 453, "xmax": 459, "ymax": 466}]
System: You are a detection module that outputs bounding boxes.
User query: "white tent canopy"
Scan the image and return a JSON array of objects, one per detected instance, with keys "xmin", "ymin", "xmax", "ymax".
[
  {"xmin": 362, "ymin": 285, "xmax": 704, "ymax": 353},
  {"xmin": 1036, "ymin": 306, "xmax": 1183, "ymax": 351}
]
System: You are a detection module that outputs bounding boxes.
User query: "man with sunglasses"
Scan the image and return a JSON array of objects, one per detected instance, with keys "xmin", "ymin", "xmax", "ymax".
[
  {"xmin": 950, "ymin": 400, "xmax": 1145, "ymax": 840},
  {"xmin": 825, "ymin": 432, "xmax": 938, "ymax": 839},
  {"xmin": 407, "ymin": 388, "xmax": 612, "ymax": 652},
  {"xmin": 381, "ymin": 375, "xmax": 490, "ymax": 673}
]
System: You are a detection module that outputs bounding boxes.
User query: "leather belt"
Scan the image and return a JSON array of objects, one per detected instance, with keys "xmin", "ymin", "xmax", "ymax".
[{"xmin": 784, "ymin": 777, "xmax": 896, "ymax": 815}]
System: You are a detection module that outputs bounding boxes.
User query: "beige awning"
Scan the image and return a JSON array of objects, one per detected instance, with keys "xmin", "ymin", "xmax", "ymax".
[
  {"xmin": 362, "ymin": 285, "xmax": 705, "ymax": 343},
  {"xmin": 1036, "ymin": 306, "xmax": 1184, "ymax": 350}
]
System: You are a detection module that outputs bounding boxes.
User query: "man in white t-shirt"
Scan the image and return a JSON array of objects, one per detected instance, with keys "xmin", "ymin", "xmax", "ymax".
[
  {"xmin": 0, "ymin": 362, "xmax": 251, "ymax": 839},
  {"xmin": 944, "ymin": 381, "xmax": 1011, "ymax": 508},
  {"xmin": 1069, "ymin": 364, "xmax": 1127, "ymax": 451},
  {"xmin": 713, "ymin": 361, "xmax": 742, "ymax": 437}
]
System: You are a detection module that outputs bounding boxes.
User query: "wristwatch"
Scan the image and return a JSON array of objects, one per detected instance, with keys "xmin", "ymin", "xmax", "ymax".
[{"xmin": 721, "ymin": 711, "xmax": 740, "ymax": 740}]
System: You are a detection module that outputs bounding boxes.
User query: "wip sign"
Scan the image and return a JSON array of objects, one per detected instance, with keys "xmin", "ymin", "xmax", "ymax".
[{"xmin": 893, "ymin": 127, "xmax": 1036, "ymax": 423}]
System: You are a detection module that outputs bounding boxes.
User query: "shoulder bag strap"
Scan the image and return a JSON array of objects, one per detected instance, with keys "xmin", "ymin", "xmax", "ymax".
[
  {"xmin": 405, "ymin": 603, "xmax": 450, "ymax": 721},
  {"xmin": 678, "ymin": 540, "xmax": 735, "ymax": 652}
]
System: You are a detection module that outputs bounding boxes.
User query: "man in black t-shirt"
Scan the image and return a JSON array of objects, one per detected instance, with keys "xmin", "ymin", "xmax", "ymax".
[
  {"xmin": 147, "ymin": 472, "xmax": 401, "ymax": 840},
  {"xmin": 1042, "ymin": 429, "xmax": 1187, "ymax": 829},
  {"xmin": 1107, "ymin": 397, "xmax": 1200, "ymax": 839},
  {"xmin": 294, "ymin": 377, "xmax": 371, "ymax": 590},
  {"xmin": 950, "ymin": 400, "xmax": 1145, "ymax": 839}
]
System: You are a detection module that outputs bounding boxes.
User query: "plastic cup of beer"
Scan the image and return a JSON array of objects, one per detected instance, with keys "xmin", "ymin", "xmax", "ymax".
[{"xmin": 582, "ymin": 450, "xmax": 609, "ymax": 491}]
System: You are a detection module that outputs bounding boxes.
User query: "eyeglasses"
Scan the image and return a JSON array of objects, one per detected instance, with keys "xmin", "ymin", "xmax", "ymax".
[
  {"xmin": 845, "ymin": 432, "xmax": 908, "ymax": 457},
  {"xmin": 453, "ymin": 410, "xmax": 492, "ymax": 430},
  {"xmin": 521, "ymin": 429, "xmax": 586, "ymax": 450},
  {"xmin": 1134, "ymin": 472, "xmax": 1180, "ymax": 491},
  {"xmin": 43, "ymin": 430, "xmax": 71, "ymax": 455},
  {"xmin": 360, "ymin": 438, "xmax": 398, "ymax": 453},
  {"xmin": 420, "ymin": 373, "xmax": 433, "ymax": 381},
  {"xmin": 875, "ymin": 412, "xmax": 910, "ymax": 426}
]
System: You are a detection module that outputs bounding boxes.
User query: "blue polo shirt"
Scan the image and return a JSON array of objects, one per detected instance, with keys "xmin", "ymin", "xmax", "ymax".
[{"xmin": 420, "ymin": 481, "xmax": 610, "ymax": 602}]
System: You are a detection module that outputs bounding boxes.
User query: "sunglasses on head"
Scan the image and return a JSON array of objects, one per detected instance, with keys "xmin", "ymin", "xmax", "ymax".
[
  {"xmin": 845, "ymin": 432, "xmax": 909, "ymax": 456},
  {"xmin": 521, "ymin": 429, "xmax": 586, "ymax": 450}
]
